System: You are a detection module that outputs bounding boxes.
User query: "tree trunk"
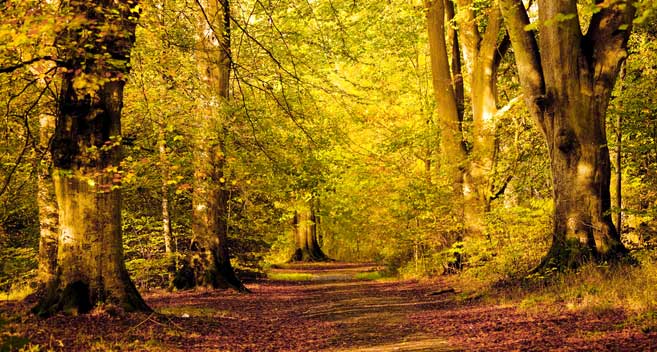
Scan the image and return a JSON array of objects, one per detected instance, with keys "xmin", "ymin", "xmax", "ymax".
[
  {"xmin": 184, "ymin": 138, "xmax": 246, "ymax": 291},
  {"xmin": 29, "ymin": 55, "xmax": 59, "ymax": 290},
  {"xmin": 34, "ymin": 0, "xmax": 148, "ymax": 316},
  {"xmin": 36, "ymin": 82, "xmax": 149, "ymax": 315},
  {"xmin": 425, "ymin": 0, "xmax": 467, "ymax": 200},
  {"xmin": 427, "ymin": 0, "xmax": 508, "ymax": 240},
  {"xmin": 544, "ymin": 100, "xmax": 625, "ymax": 266},
  {"xmin": 454, "ymin": 2, "xmax": 510, "ymax": 236},
  {"xmin": 291, "ymin": 204, "xmax": 328, "ymax": 262},
  {"xmin": 36, "ymin": 114, "xmax": 58, "ymax": 286},
  {"xmin": 158, "ymin": 122, "xmax": 176, "ymax": 283},
  {"xmin": 615, "ymin": 66, "xmax": 625, "ymax": 235},
  {"xmin": 174, "ymin": 0, "xmax": 247, "ymax": 292},
  {"xmin": 499, "ymin": 0, "xmax": 634, "ymax": 269}
]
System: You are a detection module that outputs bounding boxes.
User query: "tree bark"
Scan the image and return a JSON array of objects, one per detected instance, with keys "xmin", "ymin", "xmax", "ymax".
[
  {"xmin": 427, "ymin": 0, "xmax": 508, "ymax": 239},
  {"xmin": 29, "ymin": 52, "xmax": 59, "ymax": 289},
  {"xmin": 615, "ymin": 65, "xmax": 625, "ymax": 234},
  {"xmin": 425, "ymin": 0, "xmax": 467, "ymax": 197},
  {"xmin": 175, "ymin": 0, "xmax": 247, "ymax": 292},
  {"xmin": 36, "ymin": 113, "xmax": 58, "ymax": 286},
  {"xmin": 499, "ymin": 0, "xmax": 633, "ymax": 268},
  {"xmin": 456, "ymin": 2, "xmax": 506, "ymax": 234},
  {"xmin": 34, "ymin": 0, "xmax": 148, "ymax": 316},
  {"xmin": 158, "ymin": 122, "xmax": 176, "ymax": 282}
]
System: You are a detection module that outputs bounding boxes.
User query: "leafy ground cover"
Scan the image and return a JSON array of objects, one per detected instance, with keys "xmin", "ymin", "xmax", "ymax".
[{"xmin": 1, "ymin": 263, "xmax": 656, "ymax": 351}]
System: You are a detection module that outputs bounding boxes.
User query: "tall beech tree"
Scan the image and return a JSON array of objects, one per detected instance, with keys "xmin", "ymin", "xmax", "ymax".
[
  {"xmin": 499, "ymin": 0, "xmax": 635, "ymax": 267},
  {"xmin": 35, "ymin": 0, "xmax": 149, "ymax": 315},
  {"xmin": 425, "ymin": 0, "xmax": 514, "ymax": 237},
  {"xmin": 425, "ymin": 0, "xmax": 467, "ymax": 198},
  {"xmin": 179, "ymin": 0, "xmax": 247, "ymax": 292}
]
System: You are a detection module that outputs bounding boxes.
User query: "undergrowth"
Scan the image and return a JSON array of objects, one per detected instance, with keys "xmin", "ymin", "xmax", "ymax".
[{"xmin": 460, "ymin": 251, "xmax": 657, "ymax": 332}]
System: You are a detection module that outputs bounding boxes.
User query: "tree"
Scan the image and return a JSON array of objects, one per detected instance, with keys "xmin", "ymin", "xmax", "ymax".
[
  {"xmin": 174, "ymin": 0, "xmax": 247, "ymax": 292},
  {"xmin": 425, "ymin": 0, "xmax": 521, "ymax": 240},
  {"xmin": 425, "ymin": 0, "xmax": 467, "ymax": 199},
  {"xmin": 35, "ymin": 0, "xmax": 149, "ymax": 315},
  {"xmin": 36, "ymin": 100, "xmax": 58, "ymax": 288},
  {"xmin": 499, "ymin": 0, "xmax": 635, "ymax": 268},
  {"xmin": 291, "ymin": 198, "xmax": 329, "ymax": 262}
]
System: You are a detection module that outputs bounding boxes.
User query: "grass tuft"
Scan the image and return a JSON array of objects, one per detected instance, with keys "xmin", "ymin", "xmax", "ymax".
[
  {"xmin": 354, "ymin": 271, "xmax": 385, "ymax": 281},
  {"xmin": 266, "ymin": 272, "xmax": 314, "ymax": 281},
  {"xmin": 1, "ymin": 284, "xmax": 34, "ymax": 302}
]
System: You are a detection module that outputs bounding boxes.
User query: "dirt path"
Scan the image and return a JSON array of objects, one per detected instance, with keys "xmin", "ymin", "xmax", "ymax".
[{"xmin": 2, "ymin": 262, "xmax": 656, "ymax": 351}]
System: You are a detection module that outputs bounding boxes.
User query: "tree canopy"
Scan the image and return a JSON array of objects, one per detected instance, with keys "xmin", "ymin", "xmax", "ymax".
[{"xmin": 1, "ymin": 0, "xmax": 657, "ymax": 341}]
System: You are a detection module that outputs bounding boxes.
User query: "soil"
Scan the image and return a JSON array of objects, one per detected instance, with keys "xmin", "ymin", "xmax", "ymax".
[{"xmin": 1, "ymin": 262, "xmax": 656, "ymax": 351}]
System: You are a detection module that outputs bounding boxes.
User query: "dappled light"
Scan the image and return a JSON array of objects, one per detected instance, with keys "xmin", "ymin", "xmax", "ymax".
[{"xmin": 1, "ymin": 0, "xmax": 657, "ymax": 350}]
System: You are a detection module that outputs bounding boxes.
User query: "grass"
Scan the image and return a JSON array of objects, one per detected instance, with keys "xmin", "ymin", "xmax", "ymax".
[
  {"xmin": 354, "ymin": 271, "xmax": 385, "ymax": 281},
  {"xmin": 266, "ymin": 272, "xmax": 315, "ymax": 281},
  {"xmin": 1, "ymin": 284, "xmax": 34, "ymax": 302},
  {"xmin": 454, "ymin": 254, "xmax": 657, "ymax": 330},
  {"xmin": 441, "ymin": 247, "xmax": 657, "ymax": 332},
  {"xmin": 522, "ymin": 260, "xmax": 657, "ymax": 313}
]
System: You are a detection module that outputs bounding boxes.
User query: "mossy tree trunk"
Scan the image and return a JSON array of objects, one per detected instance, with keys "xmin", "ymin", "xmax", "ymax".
[
  {"xmin": 174, "ymin": 0, "xmax": 247, "ymax": 292},
  {"xmin": 500, "ymin": 0, "xmax": 634, "ymax": 268},
  {"xmin": 34, "ymin": 0, "xmax": 149, "ymax": 316}
]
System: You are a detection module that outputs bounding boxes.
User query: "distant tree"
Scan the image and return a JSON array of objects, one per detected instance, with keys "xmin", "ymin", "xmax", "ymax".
[{"xmin": 291, "ymin": 198, "xmax": 329, "ymax": 262}]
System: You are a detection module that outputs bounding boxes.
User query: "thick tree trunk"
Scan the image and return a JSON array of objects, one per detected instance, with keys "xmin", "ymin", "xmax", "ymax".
[
  {"xmin": 36, "ymin": 81, "xmax": 149, "ymax": 316},
  {"xmin": 291, "ymin": 204, "xmax": 328, "ymax": 262},
  {"xmin": 34, "ymin": 0, "xmax": 148, "ymax": 316},
  {"xmin": 182, "ymin": 138, "xmax": 246, "ymax": 291},
  {"xmin": 174, "ymin": 0, "xmax": 247, "ymax": 292},
  {"xmin": 499, "ymin": 0, "xmax": 634, "ymax": 269},
  {"xmin": 543, "ymin": 102, "xmax": 625, "ymax": 266}
]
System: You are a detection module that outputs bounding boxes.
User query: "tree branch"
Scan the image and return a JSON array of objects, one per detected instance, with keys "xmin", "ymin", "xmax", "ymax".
[
  {"xmin": 586, "ymin": 0, "xmax": 636, "ymax": 98},
  {"xmin": 0, "ymin": 56, "xmax": 61, "ymax": 74},
  {"xmin": 455, "ymin": 0, "xmax": 482, "ymax": 73},
  {"xmin": 489, "ymin": 175, "xmax": 513, "ymax": 201},
  {"xmin": 493, "ymin": 32, "xmax": 511, "ymax": 71},
  {"xmin": 480, "ymin": 5, "xmax": 504, "ymax": 67},
  {"xmin": 498, "ymin": 0, "xmax": 545, "ymax": 123}
]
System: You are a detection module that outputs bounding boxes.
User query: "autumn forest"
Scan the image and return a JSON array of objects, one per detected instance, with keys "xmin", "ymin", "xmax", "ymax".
[{"xmin": 2, "ymin": 0, "xmax": 657, "ymax": 350}]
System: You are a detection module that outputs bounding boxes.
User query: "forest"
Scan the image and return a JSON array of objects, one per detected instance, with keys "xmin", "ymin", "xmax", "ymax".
[{"xmin": 1, "ymin": 0, "xmax": 657, "ymax": 350}]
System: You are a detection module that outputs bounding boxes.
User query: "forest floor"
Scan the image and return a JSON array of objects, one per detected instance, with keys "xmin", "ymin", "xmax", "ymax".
[{"xmin": 2, "ymin": 262, "xmax": 657, "ymax": 351}]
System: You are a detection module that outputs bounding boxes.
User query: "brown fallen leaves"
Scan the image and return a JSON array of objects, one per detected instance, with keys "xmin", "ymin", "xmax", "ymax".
[{"xmin": 1, "ymin": 263, "xmax": 655, "ymax": 351}]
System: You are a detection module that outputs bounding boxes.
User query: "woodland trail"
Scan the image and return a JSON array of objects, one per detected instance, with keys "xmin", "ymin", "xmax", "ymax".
[{"xmin": 2, "ymin": 262, "xmax": 657, "ymax": 351}]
